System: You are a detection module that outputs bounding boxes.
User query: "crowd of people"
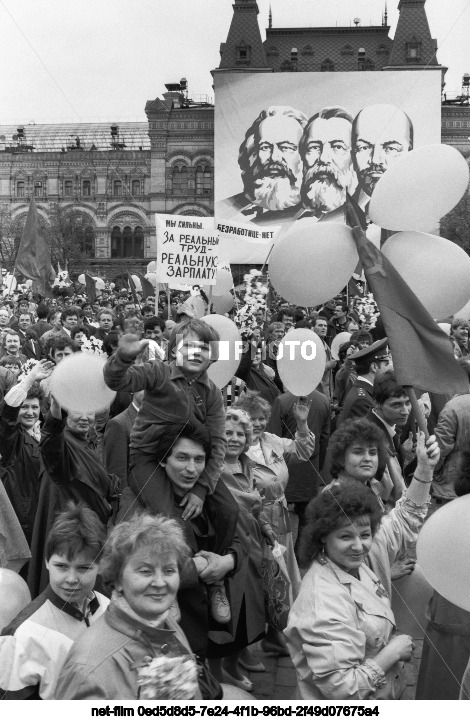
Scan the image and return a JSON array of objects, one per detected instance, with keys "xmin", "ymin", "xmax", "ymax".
[{"xmin": 0, "ymin": 275, "xmax": 469, "ymax": 702}]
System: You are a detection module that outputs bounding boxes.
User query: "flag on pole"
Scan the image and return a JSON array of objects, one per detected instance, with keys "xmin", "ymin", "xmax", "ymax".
[
  {"xmin": 348, "ymin": 214, "xmax": 468, "ymax": 395},
  {"xmin": 135, "ymin": 272, "xmax": 156, "ymax": 301},
  {"xmin": 15, "ymin": 196, "xmax": 54, "ymax": 295},
  {"xmin": 84, "ymin": 274, "xmax": 97, "ymax": 305},
  {"xmin": 128, "ymin": 273, "xmax": 140, "ymax": 306}
]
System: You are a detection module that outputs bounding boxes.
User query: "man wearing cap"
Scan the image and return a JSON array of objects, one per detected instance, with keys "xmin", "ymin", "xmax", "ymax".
[{"xmin": 338, "ymin": 337, "xmax": 392, "ymax": 425}]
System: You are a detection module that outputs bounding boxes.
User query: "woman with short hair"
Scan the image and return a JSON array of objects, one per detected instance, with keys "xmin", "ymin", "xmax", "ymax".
[{"xmin": 55, "ymin": 513, "xmax": 204, "ymax": 700}]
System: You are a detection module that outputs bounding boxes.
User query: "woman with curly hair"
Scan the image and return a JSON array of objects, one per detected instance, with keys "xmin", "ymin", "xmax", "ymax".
[
  {"xmin": 285, "ymin": 430, "xmax": 440, "ymax": 700},
  {"xmin": 326, "ymin": 418, "xmax": 389, "ymax": 509}
]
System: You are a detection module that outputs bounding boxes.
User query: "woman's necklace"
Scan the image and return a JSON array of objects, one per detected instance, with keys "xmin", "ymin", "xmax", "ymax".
[{"xmin": 225, "ymin": 458, "xmax": 242, "ymax": 473}]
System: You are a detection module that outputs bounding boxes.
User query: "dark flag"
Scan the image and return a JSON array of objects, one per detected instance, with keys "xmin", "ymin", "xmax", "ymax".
[
  {"xmin": 348, "ymin": 219, "xmax": 468, "ymax": 395},
  {"xmin": 15, "ymin": 196, "xmax": 54, "ymax": 295},
  {"xmin": 135, "ymin": 272, "xmax": 156, "ymax": 301},
  {"xmin": 128, "ymin": 273, "xmax": 140, "ymax": 306},
  {"xmin": 84, "ymin": 273, "xmax": 97, "ymax": 305}
]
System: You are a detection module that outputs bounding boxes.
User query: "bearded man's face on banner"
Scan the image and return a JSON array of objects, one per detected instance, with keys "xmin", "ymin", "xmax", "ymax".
[
  {"xmin": 301, "ymin": 115, "xmax": 356, "ymax": 214},
  {"xmin": 242, "ymin": 113, "xmax": 304, "ymax": 211}
]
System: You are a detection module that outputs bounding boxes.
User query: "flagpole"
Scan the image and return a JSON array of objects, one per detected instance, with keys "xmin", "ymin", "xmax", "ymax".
[{"xmin": 404, "ymin": 386, "xmax": 429, "ymax": 440}]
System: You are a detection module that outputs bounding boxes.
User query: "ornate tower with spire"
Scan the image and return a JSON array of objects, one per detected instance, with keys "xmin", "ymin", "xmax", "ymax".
[
  {"xmin": 215, "ymin": 0, "xmax": 271, "ymax": 73},
  {"xmin": 385, "ymin": 0, "xmax": 446, "ymax": 80}
]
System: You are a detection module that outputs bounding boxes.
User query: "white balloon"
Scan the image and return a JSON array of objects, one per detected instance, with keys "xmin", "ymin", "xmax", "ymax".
[
  {"xmin": 277, "ymin": 329, "xmax": 327, "ymax": 396},
  {"xmin": 94, "ymin": 277, "xmax": 105, "ymax": 291},
  {"xmin": 0, "ymin": 569, "xmax": 31, "ymax": 629},
  {"xmin": 201, "ymin": 314, "xmax": 241, "ymax": 389},
  {"xmin": 382, "ymin": 232, "xmax": 470, "ymax": 318},
  {"xmin": 78, "ymin": 274, "xmax": 86, "ymax": 285},
  {"xmin": 455, "ymin": 298, "xmax": 470, "ymax": 322},
  {"xmin": 212, "ymin": 293, "xmax": 235, "ymax": 314},
  {"xmin": 269, "ymin": 223, "xmax": 358, "ymax": 307},
  {"xmin": 215, "ymin": 267, "xmax": 233, "ymax": 294},
  {"xmin": 50, "ymin": 353, "xmax": 116, "ymax": 413},
  {"xmin": 145, "ymin": 273, "xmax": 157, "ymax": 286},
  {"xmin": 330, "ymin": 331, "xmax": 352, "ymax": 361},
  {"xmin": 369, "ymin": 144, "xmax": 470, "ymax": 232},
  {"xmin": 147, "ymin": 261, "xmax": 158, "ymax": 274},
  {"xmin": 417, "ymin": 495, "xmax": 470, "ymax": 612},
  {"xmin": 438, "ymin": 322, "xmax": 451, "ymax": 336}
]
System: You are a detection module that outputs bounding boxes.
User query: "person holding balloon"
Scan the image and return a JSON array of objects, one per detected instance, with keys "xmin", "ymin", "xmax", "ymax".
[
  {"xmin": 233, "ymin": 390, "xmax": 314, "ymax": 655},
  {"xmin": 285, "ymin": 429, "xmax": 439, "ymax": 700}
]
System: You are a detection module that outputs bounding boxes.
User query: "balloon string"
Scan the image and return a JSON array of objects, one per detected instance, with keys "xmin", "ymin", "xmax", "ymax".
[{"xmin": 277, "ymin": 415, "xmax": 467, "ymax": 695}]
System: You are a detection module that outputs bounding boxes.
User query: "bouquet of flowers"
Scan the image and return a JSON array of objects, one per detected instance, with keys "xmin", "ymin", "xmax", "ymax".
[
  {"xmin": 137, "ymin": 654, "xmax": 199, "ymax": 700},
  {"xmin": 234, "ymin": 269, "xmax": 269, "ymax": 339},
  {"xmin": 355, "ymin": 292, "xmax": 380, "ymax": 329},
  {"xmin": 80, "ymin": 336, "xmax": 106, "ymax": 356},
  {"xmin": 17, "ymin": 358, "xmax": 40, "ymax": 383}
]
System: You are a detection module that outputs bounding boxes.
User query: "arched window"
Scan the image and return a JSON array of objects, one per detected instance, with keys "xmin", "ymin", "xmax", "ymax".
[
  {"xmin": 111, "ymin": 226, "xmax": 122, "ymax": 258},
  {"xmin": 16, "ymin": 181, "xmax": 25, "ymax": 197},
  {"xmin": 82, "ymin": 180, "xmax": 91, "ymax": 196},
  {"xmin": 266, "ymin": 46, "xmax": 279, "ymax": 57},
  {"xmin": 196, "ymin": 165, "xmax": 212, "ymax": 195},
  {"xmin": 110, "ymin": 225, "xmax": 145, "ymax": 258},
  {"xmin": 172, "ymin": 165, "xmax": 188, "ymax": 194},
  {"xmin": 132, "ymin": 179, "xmax": 141, "ymax": 196},
  {"xmin": 113, "ymin": 180, "xmax": 122, "ymax": 196},
  {"xmin": 123, "ymin": 226, "xmax": 133, "ymax": 257},
  {"xmin": 321, "ymin": 59, "xmax": 335, "ymax": 72},
  {"xmin": 134, "ymin": 226, "xmax": 144, "ymax": 258},
  {"xmin": 64, "ymin": 180, "xmax": 73, "ymax": 196},
  {"xmin": 301, "ymin": 45, "xmax": 314, "ymax": 56},
  {"xmin": 34, "ymin": 181, "xmax": 43, "ymax": 197},
  {"xmin": 341, "ymin": 44, "xmax": 353, "ymax": 56}
]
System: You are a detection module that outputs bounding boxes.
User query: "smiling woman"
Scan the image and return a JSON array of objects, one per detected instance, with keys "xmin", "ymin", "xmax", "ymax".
[{"xmin": 55, "ymin": 514, "xmax": 203, "ymax": 700}]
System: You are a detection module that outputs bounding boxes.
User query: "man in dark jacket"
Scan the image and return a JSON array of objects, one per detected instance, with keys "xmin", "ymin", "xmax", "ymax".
[
  {"xmin": 103, "ymin": 391, "xmax": 143, "ymax": 489},
  {"xmin": 339, "ymin": 338, "xmax": 391, "ymax": 425},
  {"xmin": 117, "ymin": 424, "xmax": 243, "ymax": 660}
]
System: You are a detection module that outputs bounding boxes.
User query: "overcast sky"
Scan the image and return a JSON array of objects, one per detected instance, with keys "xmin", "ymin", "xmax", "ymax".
[{"xmin": 0, "ymin": 0, "xmax": 468, "ymax": 124}]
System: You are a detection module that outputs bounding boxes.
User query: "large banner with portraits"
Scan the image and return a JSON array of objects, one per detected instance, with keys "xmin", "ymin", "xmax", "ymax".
[{"xmin": 214, "ymin": 70, "xmax": 441, "ymax": 262}]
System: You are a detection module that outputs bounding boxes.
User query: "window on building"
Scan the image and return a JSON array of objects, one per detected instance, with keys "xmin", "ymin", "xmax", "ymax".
[
  {"xmin": 82, "ymin": 180, "xmax": 91, "ymax": 196},
  {"xmin": 376, "ymin": 44, "xmax": 389, "ymax": 56},
  {"xmin": 301, "ymin": 45, "xmax": 314, "ymax": 56},
  {"xmin": 341, "ymin": 45, "xmax": 353, "ymax": 56},
  {"xmin": 110, "ymin": 225, "xmax": 144, "ymax": 258},
  {"xmin": 132, "ymin": 179, "xmax": 141, "ymax": 196},
  {"xmin": 64, "ymin": 180, "xmax": 73, "ymax": 196},
  {"xmin": 74, "ymin": 224, "xmax": 95, "ymax": 257},
  {"xmin": 196, "ymin": 165, "xmax": 212, "ymax": 195},
  {"xmin": 406, "ymin": 38, "xmax": 421, "ymax": 61},
  {"xmin": 134, "ymin": 226, "xmax": 144, "ymax": 257},
  {"xmin": 172, "ymin": 165, "xmax": 188, "ymax": 194},
  {"xmin": 236, "ymin": 44, "xmax": 251, "ymax": 63},
  {"xmin": 321, "ymin": 59, "xmax": 335, "ymax": 72},
  {"xmin": 113, "ymin": 180, "xmax": 122, "ymax": 196},
  {"xmin": 34, "ymin": 181, "xmax": 43, "ymax": 197},
  {"xmin": 17, "ymin": 181, "xmax": 25, "ymax": 197},
  {"xmin": 267, "ymin": 46, "xmax": 279, "ymax": 57},
  {"xmin": 280, "ymin": 60, "xmax": 293, "ymax": 72}
]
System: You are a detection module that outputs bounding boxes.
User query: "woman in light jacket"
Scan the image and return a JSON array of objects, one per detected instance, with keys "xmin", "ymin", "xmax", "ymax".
[{"xmin": 285, "ymin": 431, "xmax": 439, "ymax": 700}]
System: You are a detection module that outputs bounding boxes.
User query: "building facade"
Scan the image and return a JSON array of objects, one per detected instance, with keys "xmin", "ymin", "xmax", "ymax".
[{"xmin": 0, "ymin": 0, "xmax": 468, "ymax": 279}]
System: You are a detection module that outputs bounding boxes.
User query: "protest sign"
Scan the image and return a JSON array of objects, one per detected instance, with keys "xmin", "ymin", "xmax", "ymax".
[
  {"xmin": 215, "ymin": 219, "xmax": 281, "ymax": 264},
  {"xmin": 155, "ymin": 213, "xmax": 219, "ymax": 285}
]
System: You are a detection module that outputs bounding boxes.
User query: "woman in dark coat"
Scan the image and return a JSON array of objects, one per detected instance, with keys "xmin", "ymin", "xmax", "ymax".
[
  {"xmin": 0, "ymin": 361, "xmax": 53, "ymax": 548},
  {"xmin": 28, "ymin": 395, "xmax": 118, "ymax": 596},
  {"xmin": 208, "ymin": 408, "xmax": 275, "ymax": 691}
]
